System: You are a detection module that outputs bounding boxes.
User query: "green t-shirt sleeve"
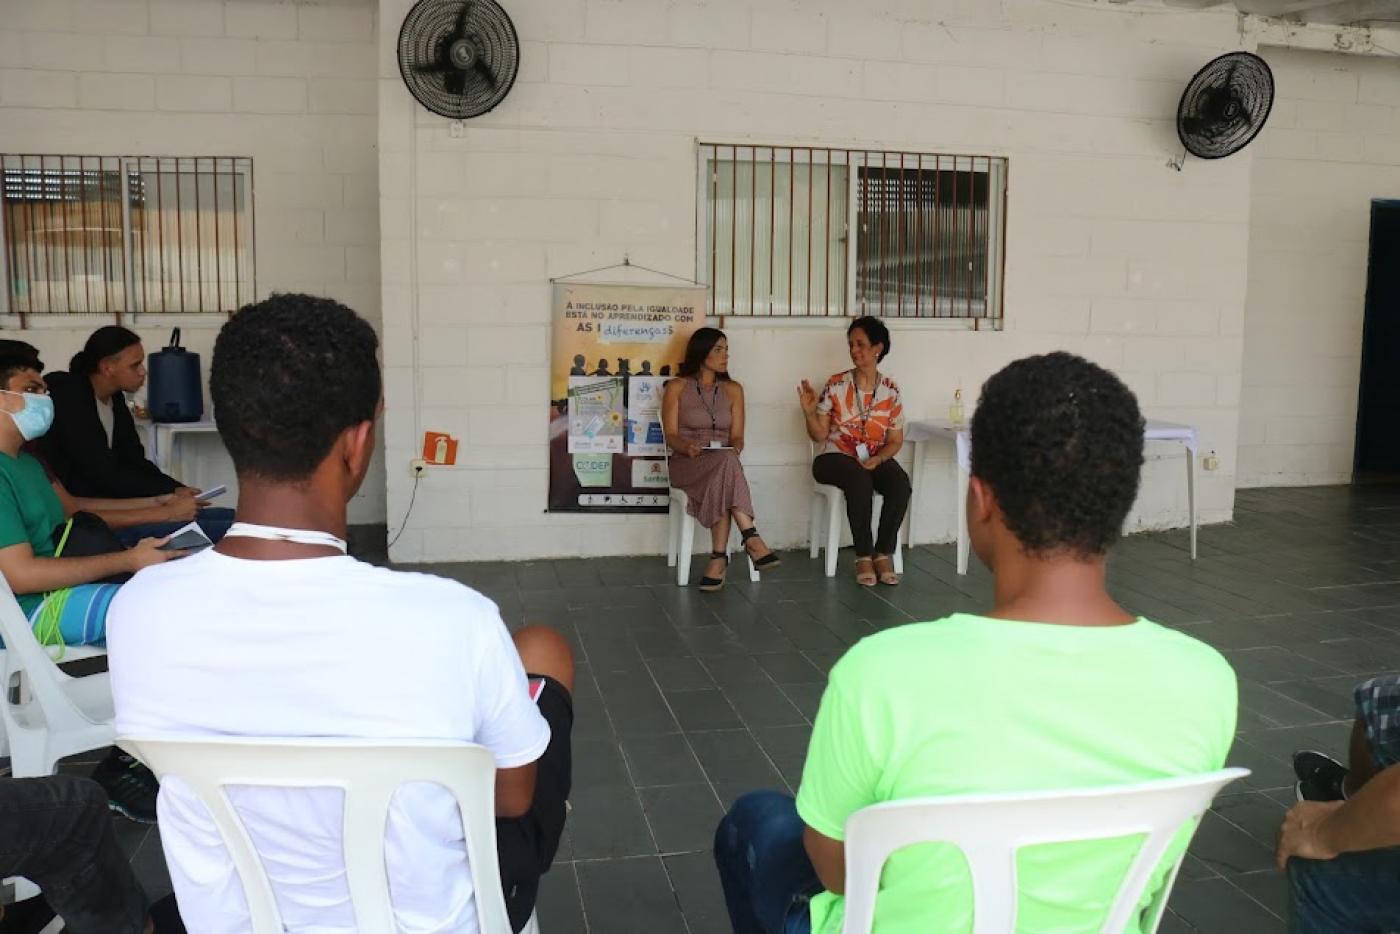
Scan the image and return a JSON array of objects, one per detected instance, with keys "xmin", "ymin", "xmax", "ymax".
[
  {"xmin": 0, "ymin": 473, "xmax": 31, "ymax": 551},
  {"xmin": 795, "ymin": 674, "xmax": 883, "ymax": 842}
]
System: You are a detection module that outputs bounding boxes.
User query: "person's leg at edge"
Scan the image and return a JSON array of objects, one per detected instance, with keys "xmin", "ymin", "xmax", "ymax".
[
  {"xmin": 715, "ymin": 790, "xmax": 819, "ymax": 934},
  {"xmin": 0, "ymin": 775, "xmax": 149, "ymax": 934},
  {"xmin": 813, "ymin": 454, "xmax": 875, "ymax": 581},
  {"xmin": 1288, "ymin": 847, "xmax": 1400, "ymax": 933},
  {"xmin": 496, "ymin": 626, "xmax": 575, "ymax": 933},
  {"xmin": 869, "ymin": 459, "xmax": 910, "ymax": 580}
]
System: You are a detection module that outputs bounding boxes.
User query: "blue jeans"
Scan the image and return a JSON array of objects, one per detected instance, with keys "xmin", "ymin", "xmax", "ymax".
[
  {"xmin": 1288, "ymin": 847, "xmax": 1400, "ymax": 932},
  {"xmin": 715, "ymin": 791, "xmax": 823, "ymax": 934},
  {"xmin": 115, "ymin": 507, "xmax": 234, "ymax": 548}
]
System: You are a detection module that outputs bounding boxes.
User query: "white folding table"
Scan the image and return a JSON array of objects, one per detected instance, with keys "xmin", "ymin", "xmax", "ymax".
[
  {"xmin": 138, "ymin": 418, "xmax": 220, "ymax": 477},
  {"xmin": 904, "ymin": 418, "xmax": 1199, "ymax": 574}
]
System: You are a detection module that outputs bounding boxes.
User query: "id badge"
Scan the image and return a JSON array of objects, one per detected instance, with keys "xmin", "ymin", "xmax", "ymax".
[
  {"xmin": 856, "ymin": 442, "xmax": 871, "ymax": 462},
  {"xmin": 708, "ymin": 440, "xmax": 723, "ymax": 449}
]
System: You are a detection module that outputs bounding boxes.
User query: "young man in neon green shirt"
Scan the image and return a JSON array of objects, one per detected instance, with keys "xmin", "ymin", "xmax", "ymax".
[{"xmin": 714, "ymin": 352, "xmax": 1238, "ymax": 933}]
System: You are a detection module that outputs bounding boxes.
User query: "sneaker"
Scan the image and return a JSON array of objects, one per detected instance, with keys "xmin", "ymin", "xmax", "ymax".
[
  {"xmin": 1293, "ymin": 749, "xmax": 1348, "ymax": 802},
  {"xmin": 90, "ymin": 749, "xmax": 159, "ymax": 823}
]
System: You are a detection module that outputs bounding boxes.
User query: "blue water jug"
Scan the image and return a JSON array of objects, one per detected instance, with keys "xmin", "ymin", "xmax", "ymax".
[{"xmin": 147, "ymin": 328, "xmax": 204, "ymax": 423}]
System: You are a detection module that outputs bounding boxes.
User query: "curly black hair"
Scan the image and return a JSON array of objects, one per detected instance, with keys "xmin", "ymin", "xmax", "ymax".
[
  {"xmin": 970, "ymin": 352, "xmax": 1144, "ymax": 557},
  {"xmin": 211, "ymin": 293, "xmax": 380, "ymax": 481}
]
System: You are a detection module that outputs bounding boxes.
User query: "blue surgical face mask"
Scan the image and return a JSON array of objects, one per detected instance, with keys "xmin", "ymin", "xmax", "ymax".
[{"xmin": 1, "ymin": 390, "xmax": 54, "ymax": 441}]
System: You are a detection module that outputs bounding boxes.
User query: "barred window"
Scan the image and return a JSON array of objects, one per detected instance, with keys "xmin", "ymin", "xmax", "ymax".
[
  {"xmin": 699, "ymin": 144, "xmax": 1006, "ymax": 324},
  {"xmin": 1, "ymin": 154, "xmax": 255, "ymax": 321}
]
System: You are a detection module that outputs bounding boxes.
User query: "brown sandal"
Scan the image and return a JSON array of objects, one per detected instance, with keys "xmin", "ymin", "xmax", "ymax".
[
  {"xmin": 873, "ymin": 554, "xmax": 899, "ymax": 586},
  {"xmin": 854, "ymin": 556, "xmax": 877, "ymax": 587}
]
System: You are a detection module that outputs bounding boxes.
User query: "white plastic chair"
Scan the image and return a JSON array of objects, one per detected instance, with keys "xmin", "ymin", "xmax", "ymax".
[
  {"xmin": 118, "ymin": 734, "xmax": 540, "ymax": 934},
  {"xmin": 667, "ymin": 487, "xmax": 759, "ymax": 587},
  {"xmin": 841, "ymin": 768, "xmax": 1250, "ymax": 934},
  {"xmin": 0, "ymin": 580, "xmax": 114, "ymax": 777},
  {"xmin": 808, "ymin": 445, "xmax": 905, "ymax": 579}
]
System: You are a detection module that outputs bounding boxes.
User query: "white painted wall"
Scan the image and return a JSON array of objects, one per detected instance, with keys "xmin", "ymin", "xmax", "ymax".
[
  {"xmin": 1237, "ymin": 47, "xmax": 1400, "ymax": 487},
  {"xmin": 0, "ymin": 0, "xmax": 386, "ymax": 523},
  {"xmin": 378, "ymin": 0, "xmax": 1260, "ymax": 563}
]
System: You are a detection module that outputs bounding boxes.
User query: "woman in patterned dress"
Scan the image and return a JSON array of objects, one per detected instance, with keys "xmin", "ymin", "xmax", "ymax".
[
  {"xmin": 797, "ymin": 316, "xmax": 910, "ymax": 586},
  {"xmin": 663, "ymin": 328, "xmax": 780, "ymax": 591}
]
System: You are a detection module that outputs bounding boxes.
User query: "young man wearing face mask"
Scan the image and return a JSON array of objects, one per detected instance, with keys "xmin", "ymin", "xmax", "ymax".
[{"xmin": 0, "ymin": 352, "xmax": 175, "ymax": 823}]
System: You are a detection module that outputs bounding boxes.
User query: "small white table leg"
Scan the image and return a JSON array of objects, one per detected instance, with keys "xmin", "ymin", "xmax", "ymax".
[
  {"xmin": 956, "ymin": 460, "xmax": 970, "ymax": 575},
  {"xmin": 1187, "ymin": 444, "xmax": 1198, "ymax": 560}
]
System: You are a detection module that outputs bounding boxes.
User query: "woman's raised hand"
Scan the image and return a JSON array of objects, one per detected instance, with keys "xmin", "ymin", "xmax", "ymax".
[{"xmin": 797, "ymin": 380, "xmax": 819, "ymax": 414}]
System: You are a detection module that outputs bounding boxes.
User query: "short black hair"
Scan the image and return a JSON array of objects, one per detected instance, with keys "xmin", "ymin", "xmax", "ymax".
[
  {"xmin": 847, "ymin": 316, "xmax": 891, "ymax": 362},
  {"xmin": 0, "ymin": 340, "xmax": 42, "ymax": 374},
  {"xmin": 211, "ymin": 293, "xmax": 381, "ymax": 481},
  {"xmin": 971, "ymin": 352, "xmax": 1144, "ymax": 557},
  {"xmin": 0, "ymin": 353, "xmax": 42, "ymax": 387}
]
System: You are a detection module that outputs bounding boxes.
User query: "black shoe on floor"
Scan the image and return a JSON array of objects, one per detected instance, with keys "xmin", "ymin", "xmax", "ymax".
[
  {"xmin": 0, "ymin": 895, "xmax": 57, "ymax": 934},
  {"xmin": 91, "ymin": 749, "xmax": 159, "ymax": 823},
  {"xmin": 1293, "ymin": 749, "xmax": 1348, "ymax": 802}
]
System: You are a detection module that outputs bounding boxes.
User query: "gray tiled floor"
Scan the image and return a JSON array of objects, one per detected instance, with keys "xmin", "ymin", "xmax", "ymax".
[{"xmin": 55, "ymin": 485, "xmax": 1400, "ymax": 930}]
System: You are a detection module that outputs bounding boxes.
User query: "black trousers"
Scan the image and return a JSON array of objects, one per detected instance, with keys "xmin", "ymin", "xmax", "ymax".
[
  {"xmin": 497, "ymin": 674, "xmax": 574, "ymax": 933},
  {"xmin": 0, "ymin": 775, "xmax": 148, "ymax": 933},
  {"xmin": 813, "ymin": 453, "xmax": 911, "ymax": 557}
]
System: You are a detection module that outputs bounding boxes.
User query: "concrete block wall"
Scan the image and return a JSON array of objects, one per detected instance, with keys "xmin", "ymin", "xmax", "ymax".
[
  {"xmin": 0, "ymin": 0, "xmax": 385, "ymax": 523},
  {"xmin": 1237, "ymin": 48, "xmax": 1400, "ymax": 487},
  {"xmin": 378, "ymin": 0, "xmax": 1264, "ymax": 563}
]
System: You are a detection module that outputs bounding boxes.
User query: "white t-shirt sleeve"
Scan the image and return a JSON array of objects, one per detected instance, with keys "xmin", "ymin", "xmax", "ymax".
[{"xmin": 471, "ymin": 609, "xmax": 551, "ymax": 769}]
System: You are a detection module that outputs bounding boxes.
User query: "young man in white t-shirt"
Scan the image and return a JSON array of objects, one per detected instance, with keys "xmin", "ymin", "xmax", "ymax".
[{"xmin": 107, "ymin": 294, "xmax": 574, "ymax": 933}]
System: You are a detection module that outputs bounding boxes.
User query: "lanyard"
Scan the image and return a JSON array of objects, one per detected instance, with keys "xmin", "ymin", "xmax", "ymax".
[
  {"xmin": 850, "ymin": 369, "xmax": 880, "ymax": 440},
  {"xmin": 224, "ymin": 522, "xmax": 348, "ymax": 553},
  {"xmin": 695, "ymin": 379, "xmax": 723, "ymax": 440}
]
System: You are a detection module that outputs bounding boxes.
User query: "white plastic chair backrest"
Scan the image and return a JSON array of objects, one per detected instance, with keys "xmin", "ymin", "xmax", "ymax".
[
  {"xmin": 841, "ymin": 768, "xmax": 1249, "ymax": 934},
  {"xmin": 118, "ymin": 734, "xmax": 515, "ymax": 934},
  {"xmin": 0, "ymin": 579, "xmax": 90, "ymax": 726}
]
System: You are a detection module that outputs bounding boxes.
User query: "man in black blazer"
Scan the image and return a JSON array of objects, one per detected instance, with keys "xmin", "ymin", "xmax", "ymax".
[{"xmin": 41, "ymin": 368, "xmax": 184, "ymax": 498}]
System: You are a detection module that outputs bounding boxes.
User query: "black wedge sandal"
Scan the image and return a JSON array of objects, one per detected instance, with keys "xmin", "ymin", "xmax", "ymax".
[
  {"xmin": 741, "ymin": 527, "xmax": 782, "ymax": 571},
  {"xmin": 698, "ymin": 551, "xmax": 728, "ymax": 592}
]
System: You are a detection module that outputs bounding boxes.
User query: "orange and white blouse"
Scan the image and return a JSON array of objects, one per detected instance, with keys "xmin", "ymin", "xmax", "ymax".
[{"xmin": 815, "ymin": 369, "xmax": 906, "ymax": 459}]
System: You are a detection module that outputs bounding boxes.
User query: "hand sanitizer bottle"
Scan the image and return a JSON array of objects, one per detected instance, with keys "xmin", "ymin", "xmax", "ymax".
[{"xmin": 949, "ymin": 388, "xmax": 965, "ymax": 426}]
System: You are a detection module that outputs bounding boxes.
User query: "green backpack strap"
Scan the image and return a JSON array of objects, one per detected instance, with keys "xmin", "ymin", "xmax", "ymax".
[{"xmin": 33, "ymin": 518, "xmax": 76, "ymax": 658}]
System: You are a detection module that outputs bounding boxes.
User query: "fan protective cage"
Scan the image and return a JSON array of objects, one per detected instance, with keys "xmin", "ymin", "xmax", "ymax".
[
  {"xmin": 1176, "ymin": 51, "xmax": 1274, "ymax": 160},
  {"xmin": 397, "ymin": 0, "xmax": 520, "ymax": 119}
]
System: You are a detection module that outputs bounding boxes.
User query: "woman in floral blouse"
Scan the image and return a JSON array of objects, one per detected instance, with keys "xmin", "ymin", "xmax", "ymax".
[{"xmin": 797, "ymin": 316, "xmax": 909, "ymax": 586}]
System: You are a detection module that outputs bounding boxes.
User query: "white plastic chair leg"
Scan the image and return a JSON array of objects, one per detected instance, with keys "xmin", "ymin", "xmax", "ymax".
[
  {"xmin": 808, "ymin": 494, "xmax": 821, "ymax": 559},
  {"xmin": 666, "ymin": 500, "xmax": 680, "ymax": 569},
  {"xmin": 521, "ymin": 910, "xmax": 541, "ymax": 934},
  {"xmin": 824, "ymin": 491, "xmax": 842, "ymax": 578},
  {"xmin": 677, "ymin": 514, "xmax": 694, "ymax": 587}
]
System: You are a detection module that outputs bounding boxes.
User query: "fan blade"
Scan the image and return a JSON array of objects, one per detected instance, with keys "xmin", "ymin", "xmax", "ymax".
[
  {"xmin": 473, "ymin": 58, "xmax": 497, "ymax": 92},
  {"xmin": 414, "ymin": 61, "xmax": 456, "ymax": 73},
  {"xmin": 444, "ymin": 69, "xmax": 467, "ymax": 95},
  {"xmin": 455, "ymin": 0, "xmax": 474, "ymax": 41}
]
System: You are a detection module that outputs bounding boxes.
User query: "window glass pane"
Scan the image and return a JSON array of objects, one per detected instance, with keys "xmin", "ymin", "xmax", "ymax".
[{"xmin": 856, "ymin": 160, "xmax": 991, "ymax": 319}]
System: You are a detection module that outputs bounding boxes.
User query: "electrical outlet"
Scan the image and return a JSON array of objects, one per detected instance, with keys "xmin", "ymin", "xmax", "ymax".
[
  {"xmin": 409, "ymin": 458, "xmax": 427, "ymax": 478},
  {"xmin": 1203, "ymin": 450, "xmax": 1219, "ymax": 472}
]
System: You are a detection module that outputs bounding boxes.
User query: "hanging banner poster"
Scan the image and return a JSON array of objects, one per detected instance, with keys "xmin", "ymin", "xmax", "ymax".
[
  {"xmin": 548, "ymin": 280, "xmax": 705, "ymax": 513},
  {"xmin": 626, "ymin": 376, "xmax": 667, "ymax": 457}
]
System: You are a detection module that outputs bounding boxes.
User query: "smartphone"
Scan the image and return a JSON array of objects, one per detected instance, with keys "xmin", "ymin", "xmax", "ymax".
[{"xmin": 158, "ymin": 529, "xmax": 213, "ymax": 553}]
